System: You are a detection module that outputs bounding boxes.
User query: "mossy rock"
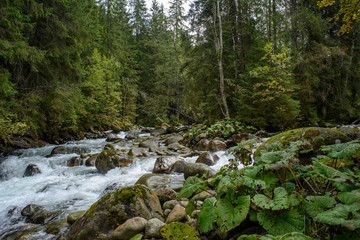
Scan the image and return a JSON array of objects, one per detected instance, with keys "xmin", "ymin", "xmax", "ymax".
[
  {"xmin": 136, "ymin": 173, "xmax": 185, "ymax": 191},
  {"xmin": 45, "ymin": 220, "xmax": 68, "ymax": 235},
  {"xmin": 66, "ymin": 185, "xmax": 163, "ymax": 240},
  {"xmin": 254, "ymin": 127, "xmax": 353, "ymax": 159},
  {"xmin": 160, "ymin": 222, "xmax": 200, "ymax": 240}
]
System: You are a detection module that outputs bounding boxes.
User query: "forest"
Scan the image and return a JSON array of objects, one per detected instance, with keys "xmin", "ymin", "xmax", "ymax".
[{"xmin": 0, "ymin": 0, "xmax": 359, "ymax": 143}]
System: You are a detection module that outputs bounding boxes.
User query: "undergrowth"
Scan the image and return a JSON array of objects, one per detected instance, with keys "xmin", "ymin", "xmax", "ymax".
[{"xmin": 176, "ymin": 138, "xmax": 360, "ymax": 239}]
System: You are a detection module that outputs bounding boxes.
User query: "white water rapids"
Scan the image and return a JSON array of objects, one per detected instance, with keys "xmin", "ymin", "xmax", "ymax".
[{"xmin": 0, "ymin": 132, "xmax": 236, "ymax": 238}]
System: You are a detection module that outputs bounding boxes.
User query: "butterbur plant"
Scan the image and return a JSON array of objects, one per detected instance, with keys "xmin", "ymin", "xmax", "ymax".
[{"xmin": 176, "ymin": 139, "xmax": 360, "ymax": 239}]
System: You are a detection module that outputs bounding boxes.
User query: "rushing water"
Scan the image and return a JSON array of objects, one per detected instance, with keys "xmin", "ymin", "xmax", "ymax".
[{"xmin": 0, "ymin": 132, "xmax": 236, "ymax": 238}]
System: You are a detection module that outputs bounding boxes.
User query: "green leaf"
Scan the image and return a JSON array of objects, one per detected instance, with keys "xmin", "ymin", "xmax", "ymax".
[
  {"xmin": 160, "ymin": 222, "xmax": 200, "ymax": 240},
  {"xmin": 338, "ymin": 190, "xmax": 360, "ymax": 205},
  {"xmin": 313, "ymin": 161, "xmax": 347, "ymax": 182},
  {"xmin": 215, "ymin": 175, "xmax": 243, "ymax": 194},
  {"xmin": 305, "ymin": 193, "xmax": 337, "ymax": 218},
  {"xmin": 129, "ymin": 233, "xmax": 143, "ymax": 240},
  {"xmin": 314, "ymin": 204, "xmax": 360, "ymax": 229},
  {"xmin": 177, "ymin": 176, "xmax": 206, "ymax": 199},
  {"xmin": 257, "ymin": 210, "xmax": 304, "ymax": 235},
  {"xmin": 215, "ymin": 195, "xmax": 250, "ymax": 232},
  {"xmin": 237, "ymin": 235, "xmax": 262, "ymax": 240},
  {"xmin": 198, "ymin": 197, "xmax": 216, "ymax": 233},
  {"xmin": 253, "ymin": 187, "xmax": 289, "ymax": 210},
  {"xmin": 242, "ymin": 166, "xmax": 266, "ymax": 189},
  {"xmin": 260, "ymin": 232, "xmax": 312, "ymax": 240},
  {"xmin": 186, "ymin": 199, "xmax": 196, "ymax": 216}
]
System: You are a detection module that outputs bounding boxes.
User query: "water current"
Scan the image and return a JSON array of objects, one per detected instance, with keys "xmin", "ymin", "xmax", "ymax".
[{"xmin": 0, "ymin": 132, "xmax": 237, "ymax": 239}]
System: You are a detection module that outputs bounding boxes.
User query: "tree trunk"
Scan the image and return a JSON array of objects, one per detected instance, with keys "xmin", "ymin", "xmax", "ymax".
[{"xmin": 214, "ymin": 0, "xmax": 230, "ymax": 118}]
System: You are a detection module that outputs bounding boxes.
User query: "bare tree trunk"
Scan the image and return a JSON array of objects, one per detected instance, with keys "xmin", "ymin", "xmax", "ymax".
[{"xmin": 214, "ymin": 0, "xmax": 230, "ymax": 118}]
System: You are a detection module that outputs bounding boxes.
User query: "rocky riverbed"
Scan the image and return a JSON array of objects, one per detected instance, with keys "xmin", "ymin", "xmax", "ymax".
[{"xmin": 0, "ymin": 126, "xmax": 250, "ymax": 240}]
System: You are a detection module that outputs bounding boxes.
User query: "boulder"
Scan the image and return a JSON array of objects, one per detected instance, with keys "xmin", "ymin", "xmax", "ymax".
[
  {"xmin": 128, "ymin": 148, "xmax": 150, "ymax": 157},
  {"xmin": 85, "ymin": 153, "xmax": 99, "ymax": 167},
  {"xmin": 139, "ymin": 140, "xmax": 158, "ymax": 149},
  {"xmin": 45, "ymin": 220, "xmax": 68, "ymax": 235},
  {"xmin": 184, "ymin": 162, "xmax": 216, "ymax": 179},
  {"xmin": 95, "ymin": 149, "xmax": 134, "ymax": 174},
  {"xmin": 167, "ymin": 143, "xmax": 185, "ymax": 151},
  {"xmin": 21, "ymin": 204, "xmax": 59, "ymax": 224},
  {"xmin": 125, "ymin": 131, "xmax": 141, "ymax": 140},
  {"xmin": 145, "ymin": 218, "xmax": 166, "ymax": 238},
  {"xmin": 66, "ymin": 185, "xmax": 163, "ymax": 240},
  {"xmin": 111, "ymin": 217, "xmax": 147, "ymax": 240},
  {"xmin": 136, "ymin": 173, "xmax": 185, "ymax": 192},
  {"xmin": 101, "ymin": 182, "xmax": 125, "ymax": 196},
  {"xmin": 170, "ymin": 160, "xmax": 186, "ymax": 173},
  {"xmin": 67, "ymin": 156, "xmax": 84, "ymax": 167},
  {"xmin": 67, "ymin": 211, "xmax": 86, "ymax": 225},
  {"xmin": 150, "ymin": 128, "xmax": 167, "ymax": 137},
  {"xmin": 154, "ymin": 188, "xmax": 177, "ymax": 203},
  {"xmin": 195, "ymin": 152, "xmax": 219, "ymax": 166},
  {"xmin": 205, "ymin": 140, "xmax": 227, "ymax": 151},
  {"xmin": 232, "ymin": 133, "xmax": 257, "ymax": 144},
  {"xmin": 152, "ymin": 156, "xmax": 184, "ymax": 174},
  {"xmin": 192, "ymin": 190, "xmax": 216, "ymax": 201},
  {"xmin": 163, "ymin": 200, "xmax": 178, "ymax": 210},
  {"xmin": 49, "ymin": 146, "xmax": 90, "ymax": 156},
  {"xmin": 194, "ymin": 139, "xmax": 209, "ymax": 151},
  {"xmin": 165, "ymin": 204, "xmax": 186, "ymax": 224},
  {"xmin": 165, "ymin": 135, "xmax": 183, "ymax": 146},
  {"xmin": 254, "ymin": 127, "xmax": 355, "ymax": 159},
  {"xmin": 23, "ymin": 164, "xmax": 41, "ymax": 177}
]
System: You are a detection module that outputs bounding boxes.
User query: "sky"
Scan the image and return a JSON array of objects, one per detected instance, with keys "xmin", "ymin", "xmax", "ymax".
[{"xmin": 145, "ymin": 0, "xmax": 190, "ymax": 14}]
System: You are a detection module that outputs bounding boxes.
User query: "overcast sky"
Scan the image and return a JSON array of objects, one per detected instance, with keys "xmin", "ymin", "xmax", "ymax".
[{"xmin": 145, "ymin": 0, "xmax": 190, "ymax": 14}]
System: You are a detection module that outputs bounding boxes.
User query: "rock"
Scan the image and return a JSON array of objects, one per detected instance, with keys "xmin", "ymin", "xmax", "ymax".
[
  {"xmin": 128, "ymin": 148, "xmax": 149, "ymax": 157},
  {"xmin": 85, "ymin": 153, "xmax": 99, "ymax": 166},
  {"xmin": 45, "ymin": 220, "xmax": 68, "ymax": 235},
  {"xmin": 104, "ymin": 143, "xmax": 115, "ymax": 150},
  {"xmin": 145, "ymin": 218, "xmax": 166, "ymax": 238},
  {"xmin": 150, "ymin": 128, "xmax": 167, "ymax": 137},
  {"xmin": 101, "ymin": 182, "xmax": 126, "ymax": 196},
  {"xmin": 184, "ymin": 162, "xmax": 216, "ymax": 179},
  {"xmin": 163, "ymin": 200, "xmax": 178, "ymax": 210},
  {"xmin": 179, "ymin": 200, "xmax": 188, "ymax": 208},
  {"xmin": 195, "ymin": 152, "xmax": 219, "ymax": 166},
  {"xmin": 154, "ymin": 188, "xmax": 177, "ymax": 202},
  {"xmin": 254, "ymin": 127, "xmax": 354, "ymax": 160},
  {"xmin": 67, "ymin": 211, "xmax": 86, "ymax": 225},
  {"xmin": 165, "ymin": 135, "xmax": 183, "ymax": 146},
  {"xmin": 232, "ymin": 133, "xmax": 257, "ymax": 144},
  {"xmin": 67, "ymin": 156, "xmax": 84, "ymax": 167},
  {"xmin": 164, "ymin": 209, "xmax": 172, "ymax": 218},
  {"xmin": 191, "ymin": 210, "xmax": 200, "ymax": 218},
  {"xmin": 139, "ymin": 140, "xmax": 158, "ymax": 149},
  {"xmin": 23, "ymin": 164, "xmax": 41, "ymax": 177},
  {"xmin": 205, "ymin": 140, "xmax": 227, "ymax": 151},
  {"xmin": 125, "ymin": 131, "xmax": 141, "ymax": 140},
  {"xmin": 136, "ymin": 173, "xmax": 185, "ymax": 192},
  {"xmin": 111, "ymin": 217, "xmax": 147, "ymax": 240},
  {"xmin": 192, "ymin": 190, "xmax": 215, "ymax": 201},
  {"xmin": 167, "ymin": 142, "xmax": 184, "ymax": 151},
  {"xmin": 194, "ymin": 139, "xmax": 210, "ymax": 151},
  {"xmin": 165, "ymin": 204, "xmax": 186, "ymax": 224},
  {"xmin": 49, "ymin": 146, "xmax": 90, "ymax": 156},
  {"xmin": 170, "ymin": 160, "xmax": 186, "ymax": 173},
  {"xmin": 95, "ymin": 149, "xmax": 134, "ymax": 174},
  {"xmin": 21, "ymin": 204, "xmax": 58, "ymax": 224},
  {"xmin": 66, "ymin": 185, "xmax": 163, "ymax": 239},
  {"xmin": 152, "ymin": 156, "xmax": 184, "ymax": 174}
]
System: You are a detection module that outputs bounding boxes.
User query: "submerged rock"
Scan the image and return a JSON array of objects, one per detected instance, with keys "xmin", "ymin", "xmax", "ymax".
[
  {"xmin": 66, "ymin": 185, "xmax": 163, "ymax": 240},
  {"xmin": 23, "ymin": 164, "xmax": 41, "ymax": 177},
  {"xmin": 21, "ymin": 204, "xmax": 59, "ymax": 224},
  {"xmin": 49, "ymin": 146, "xmax": 90, "ymax": 156}
]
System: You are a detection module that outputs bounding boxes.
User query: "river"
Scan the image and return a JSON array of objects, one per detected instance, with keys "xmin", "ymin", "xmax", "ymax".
[{"xmin": 0, "ymin": 131, "xmax": 235, "ymax": 239}]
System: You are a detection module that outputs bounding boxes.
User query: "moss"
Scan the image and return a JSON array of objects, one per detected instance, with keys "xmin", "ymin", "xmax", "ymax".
[
  {"xmin": 105, "ymin": 209, "xmax": 127, "ymax": 228},
  {"xmin": 112, "ymin": 185, "xmax": 149, "ymax": 205},
  {"xmin": 85, "ymin": 193, "xmax": 110, "ymax": 217},
  {"xmin": 312, "ymin": 136, "xmax": 325, "ymax": 149},
  {"xmin": 104, "ymin": 148, "xmax": 117, "ymax": 156}
]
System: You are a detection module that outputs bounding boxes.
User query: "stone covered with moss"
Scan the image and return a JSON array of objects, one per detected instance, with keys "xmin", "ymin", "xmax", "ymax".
[
  {"xmin": 95, "ymin": 149, "xmax": 134, "ymax": 174},
  {"xmin": 254, "ymin": 127, "xmax": 358, "ymax": 159},
  {"xmin": 66, "ymin": 185, "xmax": 163, "ymax": 240}
]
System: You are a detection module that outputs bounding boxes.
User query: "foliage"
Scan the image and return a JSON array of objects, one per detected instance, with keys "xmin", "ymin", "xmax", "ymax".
[
  {"xmin": 317, "ymin": 0, "xmax": 360, "ymax": 35},
  {"xmin": 184, "ymin": 119, "xmax": 256, "ymax": 143},
  {"xmin": 177, "ymin": 137, "xmax": 360, "ymax": 239}
]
